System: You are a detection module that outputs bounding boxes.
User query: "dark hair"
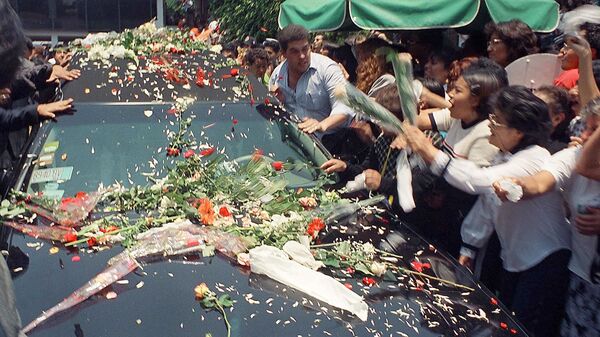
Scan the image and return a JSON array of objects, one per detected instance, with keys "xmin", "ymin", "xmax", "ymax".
[
  {"xmin": 427, "ymin": 49, "xmax": 455, "ymax": 69},
  {"xmin": 277, "ymin": 24, "xmax": 309, "ymax": 51},
  {"xmin": 592, "ymin": 59, "xmax": 600, "ymax": 88},
  {"xmin": 244, "ymin": 47, "xmax": 269, "ymax": 66},
  {"xmin": 374, "ymin": 84, "xmax": 403, "ymax": 121},
  {"xmin": 581, "ymin": 22, "xmax": 600, "ymax": 54},
  {"xmin": 460, "ymin": 58, "xmax": 509, "ymax": 118},
  {"xmin": 243, "ymin": 36, "xmax": 257, "ymax": 48},
  {"xmin": 321, "ymin": 42, "xmax": 339, "ymax": 54},
  {"xmin": 557, "ymin": 0, "xmax": 596, "ymax": 11},
  {"xmin": 489, "ymin": 86, "xmax": 552, "ymax": 152},
  {"xmin": 485, "ymin": 20, "xmax": 539, "ymax": 65},
  {"xmin": 0, "ymin": 0, "xmax": 26, "ymax": 88},
  {"xmin": 331, "ymin": 44, "xmax": 358, "ymax": 83},
  {"xmin": 262, "ymin": 38, "xmax": 281, "ymax": 53},
  {"xmin": 460, "ymin": 32, "xmax": 488, "ymax": 58},
  {"xmin": 25, "ymin": 37, "xmax": 33, "ymax": 51},
  {"xmin": 535, "ymin": 85, "xmax": 574, "ymax": 141},
  {"xmin": 419, "ymin": 77, "xmax": 446, "ymax": 98},
  {"xmin": 221, "ymin": 43, "xmax": 238, "ymax": 59}
]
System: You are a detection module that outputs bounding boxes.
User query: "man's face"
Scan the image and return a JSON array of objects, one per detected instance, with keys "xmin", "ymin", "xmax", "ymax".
[
  {"xmin": 249, "ymin": 58, "xmax": 269, "ymax": 79},
  {"xmin": 313, "ymin": 35, "xmax": 324, "ymax": 50},
  {"xmin": 558, "ymin": 45, "xmax": 579, "ymax": 70},
  {"xmin": 283, "ymin": 39, "xmax": 311, "ymax": 74}
]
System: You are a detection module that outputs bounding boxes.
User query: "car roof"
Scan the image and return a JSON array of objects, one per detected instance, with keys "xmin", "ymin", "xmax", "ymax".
[{"xmin": 62, "ymin": 49, "xmax": 268, "ymax": 104}]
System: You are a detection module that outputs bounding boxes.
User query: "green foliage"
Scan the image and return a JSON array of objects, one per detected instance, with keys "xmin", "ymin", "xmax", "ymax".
[
  {"xmin": 209, "ymin": 0, "xmax": 284, "ymax": 41},
  {"xmin": 0, "ymin": 199, "xmax": 25, "ymax": 218}
]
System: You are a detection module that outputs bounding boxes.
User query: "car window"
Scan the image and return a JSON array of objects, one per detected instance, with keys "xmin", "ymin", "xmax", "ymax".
[{"xmin": 24, "ymin": 102, "xmax": 329, "ymax": 199}]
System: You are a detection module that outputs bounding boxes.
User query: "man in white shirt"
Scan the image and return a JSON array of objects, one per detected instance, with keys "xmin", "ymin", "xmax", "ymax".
[{"xmin": 269, "ymin": 25, "xmax": 355, "ymax": 138}]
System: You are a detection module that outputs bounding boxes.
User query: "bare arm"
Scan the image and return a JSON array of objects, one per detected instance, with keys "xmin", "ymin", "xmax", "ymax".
[
  {"xmin": 567, "ymin": 34, "xmax": 600, "ymax": 107},
  {"xmin": 416, "ymin": 110, "xmax": 435, "ymax": 130},
  {"xmin": 576, "ymin": 126, "xmax": 600, "ymax": 180},
  {"xmin": 420, "ymin": 87, "xmax": 451, "ymax": 109}
]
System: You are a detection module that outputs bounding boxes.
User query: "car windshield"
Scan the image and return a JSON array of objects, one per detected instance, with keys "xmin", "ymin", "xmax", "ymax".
[{"xmin": 24, "ymin": 102, "xmax": 329, "ymax": 199}]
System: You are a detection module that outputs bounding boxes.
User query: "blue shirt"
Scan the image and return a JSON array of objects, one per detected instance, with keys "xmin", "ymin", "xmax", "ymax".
[{"xmin": 269, "ymin": 52, "xmax": 354, "ymax": 130}]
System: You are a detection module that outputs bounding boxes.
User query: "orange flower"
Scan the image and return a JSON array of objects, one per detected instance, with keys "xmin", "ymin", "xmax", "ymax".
[
  {"xmin": 197, "ymin": 198, "xmax": 215, "ymax": 225},
  {"xmin": 306, "ymin": 217, "xmax": 325, "ymax": 238},
  {"xmin": 194, "ymin": 282, "xmax": 210, "ymax": 300}
]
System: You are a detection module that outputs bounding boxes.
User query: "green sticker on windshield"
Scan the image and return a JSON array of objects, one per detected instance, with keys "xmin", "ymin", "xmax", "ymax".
[
  {"xmin": 30, "ymin": 167, "xmax": 73, "ymax": 184},
  {"xmin": 43, "ymin": 141, "xmax": 60, "ymax": 154}
]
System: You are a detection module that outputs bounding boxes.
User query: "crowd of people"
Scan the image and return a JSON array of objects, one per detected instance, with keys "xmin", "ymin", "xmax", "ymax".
[
  {"xmin": 221, "ymin": 10, "xmax": 600, "ymax": 337},
  {"xmin": 2, "ymin": 0, "xmax": 600, "ymax": 336}
]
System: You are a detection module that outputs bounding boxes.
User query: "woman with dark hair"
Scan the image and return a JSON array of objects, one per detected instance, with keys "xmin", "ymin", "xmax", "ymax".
[
  {"xmin": 0, "ymin": 0, "xmax": 26, "ymax": 89},
  {"xmin": 395, "ymin": 59, "xmax": 506, "ymax": 256},
  {"xmin": 534, "ymin": 85, "xmax": 575, "ymax": 153},
  {"xmin": 491, "ymin": 33, "xmax": 600, "ymax": 337},
  {"xmin": 417, "ymin": 58, "xmax": 506, "ymax": 166},
  {"xmin": 424, "ymin": 49, "xmax": 454, "ymax": 89},
  {"xmin": 485, "ymin": 19, "xmax": 539, "ymax": 67},
  {"xmin": 400, "ymin": 86, "xmax": 571, "ymax": 337},
  {"xmin": 446, "ymin": 57, "xmax": 478, "ymax": 92}
]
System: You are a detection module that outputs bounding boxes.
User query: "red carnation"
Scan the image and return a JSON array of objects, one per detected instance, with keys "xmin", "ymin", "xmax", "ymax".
[
  {"xmin": 200, "ymin": 147, "xmax": 215, "ymax": 156},
  {"xmin": 166, "ymin": 148, "xmax": 180, "ymax": 157},
  {"xmin": 230, "ymin": 68, "xmax": 239, "ymax": 76},
  {"xmin": 411, "ymin": 261, "xmax": 431, "ymax": 273},
  {"xmin": 64, "ymin": 232, "xmax": 78, "ymax": 243},
  {"xmin": 362, "ymin": 277, "xmax": 377, "ymax": 286},
  {"xmin": 271, "ymin": 161, "xmax": 283, "ymax": 171},
  {"xmin": 87, "ymin": 237, "xmax": 98, "ymax": 247},
  {"xmin": 184, "ymin": 149, "xmax": 195, "ymax": 159},
  {"xmin": 219, "ymin": 206, "xmax": 231, "ymax": 217}
]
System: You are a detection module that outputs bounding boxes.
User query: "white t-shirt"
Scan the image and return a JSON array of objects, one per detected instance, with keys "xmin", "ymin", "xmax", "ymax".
[
  {"xmin": 545, "ymin": 147, "xmax": 600, "ymax": 283},
  {"xmin": 431, "ymin": 145, "xmax": 572, "ymax": 272},
  {"xmin": 429, "ymin": 109, "xmax": 498, "ymax": 167}
]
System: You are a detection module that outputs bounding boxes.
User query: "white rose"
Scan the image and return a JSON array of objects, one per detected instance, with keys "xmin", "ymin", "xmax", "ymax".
[
  {"xmin": 362, "ymin": 242, "xmax": 376, "ymax": 255},
  {"xmin": 370, "ymin": 261, "xmax": 386, "ymax": 277}
]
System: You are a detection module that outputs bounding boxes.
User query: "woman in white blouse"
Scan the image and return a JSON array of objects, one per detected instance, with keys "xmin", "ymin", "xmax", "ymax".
[
  {"xmin": 397, "ymin": 86, "xmax": 571, "ymax": 337},
  {"xmin": 493, "ymin": 35, "xmax": 600, "ymax": 337}
]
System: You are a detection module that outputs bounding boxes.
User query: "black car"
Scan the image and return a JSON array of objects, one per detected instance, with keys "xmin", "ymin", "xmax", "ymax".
[{"xmin": 0, "ymin": 49, "xmax": 527, "ymax": 337}]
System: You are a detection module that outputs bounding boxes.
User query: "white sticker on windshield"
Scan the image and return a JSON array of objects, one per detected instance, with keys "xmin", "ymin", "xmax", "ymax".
[{"xmin": 30, "ymin": 167, "xmax": 74, "ymax": 184}]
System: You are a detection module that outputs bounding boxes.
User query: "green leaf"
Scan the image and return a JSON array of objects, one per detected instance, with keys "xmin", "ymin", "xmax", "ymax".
[
  {"xmin": 202, "ymin": 245, "xmax": 215, "ymax": 257},
  {"xmin": 354, "ymin": 262, "xmax": 373, "ymax": 276},
  {"xmin": 218, "ymin": 294, "xmax": 233, "ymax": 307},
  {"xmin": 201, "ymin": 298, "xmax": 215, "ymax": 308},
  {"xmin": 1, "ymin": 200, "xmax": 10, "ymax": 208},
  {"xmin": 383, "ymin": 270, "xmax": 398, "ymax": 282},
  {"xmin": 322, "ymin": 257, "xmax": 340, "ymax": 268}
]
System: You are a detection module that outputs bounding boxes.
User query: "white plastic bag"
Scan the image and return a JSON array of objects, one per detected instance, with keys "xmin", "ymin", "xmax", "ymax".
[
  {"xmin": 249, "ymin": 245, "xmax": 369, "ymax": 321},
  {"xmin": 282, "ymin": 241, "xmax": 324, "ymax": 270},
  {"xmin": 345, "ymin": 173, "xmax": 367, "ymax": 193}
]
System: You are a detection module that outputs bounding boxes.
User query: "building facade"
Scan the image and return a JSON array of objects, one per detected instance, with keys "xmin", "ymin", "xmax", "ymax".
[{"xmin": 9, "ymin": 0, "xmax": 164, "ymax": 43}]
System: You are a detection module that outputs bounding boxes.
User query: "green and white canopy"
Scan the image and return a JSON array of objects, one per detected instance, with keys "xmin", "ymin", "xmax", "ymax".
[{"xmin": 278, "ymin": 0, "xmax": 559, "ymax": 33}]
